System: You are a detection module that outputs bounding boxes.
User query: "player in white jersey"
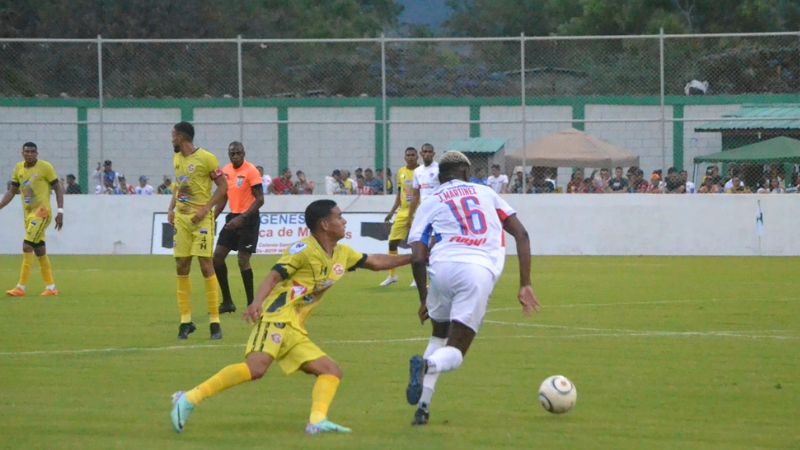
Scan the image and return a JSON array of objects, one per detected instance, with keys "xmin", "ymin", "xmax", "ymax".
[
  {"xmin": 404, "ymin": 151, "xmax": 540, "ymax": 426},
  {"xmin": 408, "ymin": 143, "xmax": 439, "ymax": 287}
]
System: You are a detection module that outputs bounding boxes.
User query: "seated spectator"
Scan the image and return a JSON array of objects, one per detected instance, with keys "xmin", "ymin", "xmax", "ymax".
[
  {"xmin": 724, "ymin": 175, "xmax": 746, "ymax": 193},
  {"xmin": 664, "ymin": 167, "xmax": 685, "ymax": 194},
  {"xmin": 530, "ymin": 167, "xmax": 555, "ymax": 193},
  {"xmin": 325, "ymin": 169, "xmax": 348, "ymax": 195},
  {"xmin": 135, "ymin": 175, "xmax": 154, "ymax": 195},
  {"xmin": 566, "ymin": 169, "xmax": 588, "ymax": 193},
  {"xmin": 626, "ymin": 169, "xmax": 649, "ymax": 193},
  {"xmin": 647, "ymin": 172, "xmax": 664, "ymax": 193},
  {"xmin": 117, "ymin": 174, "xmax": 134, "ymax": 195},
  {"xmin": 96, "ymin": 177, "xmax": 121, "ymax": 195},
  {"xmin": 486, "ymin": 164, "xmax": 509, "ymax": 193},
  {"xmin": 94, "ymin": 159, "xmax": 119, "ymax": 191},
  {"xmin": 355, "ymin": 175, "xmax": 375, "ymax": 195},
  {"xmin": 257, "ymin": 165, "xmax": 272, "ymax": 194},
  {"xmin": 269, "ymin": 168, "xmax": 296, "ymax": 195},
  {"xmin": 509, "ymin": 169, "xmax": 530, "ymax": 194},
  {"xmin": 294, "ymin": 170, "xmax": 315, "ymax": 194},
  {"xmin": 384, "ymin": 168, "xmax": 394, "ymax": 194},
  {"xmin": 65, "ymin": 174, "xmax": 82, "ymax": 194},
  {"xmin": 469, "ymin": 167, "xmax": 488, "ymax": 186},
  {"xmin": 609, "ymin": 166, "xmax": 628, "ymax": 192},
  {"xmin": 342, "ymin": 169, "xmax": 355, "ymax": 194},
  {"xmin": 680, "ymin": 170, "xmax": 695, "ymax": 193},
  {"xmin": 157, "ymin": 176, "xmax": 173, "ymax": 195},
  {"xmin": 363, "ymin": 168, "xmax": 383, "ymax": 194}
]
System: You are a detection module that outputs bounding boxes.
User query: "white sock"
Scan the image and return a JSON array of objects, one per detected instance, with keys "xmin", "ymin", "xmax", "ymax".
[
  {"xmin": 419, "ymin": 337, "xmax": 446, "ymax": 407},
  {"xmin": 46, "ymin": 284, "xmax": 56, "ymax": 291},
  {"xmin": 426, "ymin": 346, "xmax": 463, "ymax": 374}
]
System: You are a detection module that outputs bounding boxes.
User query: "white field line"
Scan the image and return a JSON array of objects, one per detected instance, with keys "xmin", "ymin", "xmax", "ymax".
[
  {"xmin": 483, "ymin": 320, "xmax": 799, "ymax": 340},
  {"xmin": 1, "ymin": 323, "xmax": 796, "ymax": 358},
  {"xmin": 485, "ymin": 296, "xmax": 798, "ymax": 313}
]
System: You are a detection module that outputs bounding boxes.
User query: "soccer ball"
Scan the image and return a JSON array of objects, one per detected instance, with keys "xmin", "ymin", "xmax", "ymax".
[{"xmin": 538, "ymin": 375, "xmax": 577, "ymax": 414}]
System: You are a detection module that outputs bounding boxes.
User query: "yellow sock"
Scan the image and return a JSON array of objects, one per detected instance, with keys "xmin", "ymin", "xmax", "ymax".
[
  {"xmin": 18, "ymin": 252, "xmax": 34, "ymax": 287},
  {"xmin": 388, "ymin": 250, "xmax": 397, "ymax": 277},
  {"xmin": 38, "ymin": 255, "xmax": 55, "ymax": 286},
  {"xmin": 185, "ymin": 362, "xmax": 252, "ymax": 406},
  {"xmin": 204, "ymin": 275, "xmax": 220, "ymax": 324},
  {"xmin": 177, "ymin": 275, "xmax": 192, "ymax": 323},
  {"xmin": 309, "ymin": 374, "xmax": 341, "ymax": 424}
]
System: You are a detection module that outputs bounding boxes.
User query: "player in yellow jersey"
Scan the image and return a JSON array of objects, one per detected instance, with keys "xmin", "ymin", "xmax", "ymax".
[
  {"xmin": 170, "ymin": 199, "xmax": 410, "ymax": 435},
  {"xmin": 0, "ymin": 142, "xmax": 63, "ymax": 296},
  {"xmin": 168, "ymin": 122, "xmax": 228, "ymax": 340},
  {"xmin": 379, "ymin": 147, "xmax": 419, "ymax": 287}
]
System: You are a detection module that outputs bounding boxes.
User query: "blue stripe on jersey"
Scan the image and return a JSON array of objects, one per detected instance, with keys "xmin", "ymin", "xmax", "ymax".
[{"xmin": 420, "ymin": 224, "xmax": 433, "ymax": 245}]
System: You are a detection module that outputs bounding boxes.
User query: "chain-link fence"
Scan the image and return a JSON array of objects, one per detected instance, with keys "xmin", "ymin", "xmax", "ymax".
[{"xmin": 1, "ymin": 33, "xmax": 798, "ymax": 195}]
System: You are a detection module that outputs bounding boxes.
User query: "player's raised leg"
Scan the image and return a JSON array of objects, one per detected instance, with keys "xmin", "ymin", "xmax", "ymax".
[{"xmin": 301, "ymin": 356, "xmax": 352, "ymax": 435}]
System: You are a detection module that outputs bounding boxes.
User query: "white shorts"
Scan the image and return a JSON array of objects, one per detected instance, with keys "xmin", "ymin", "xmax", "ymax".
[{"xmin": 426, "ymin": 261, "xmax": 497, "ymax": 333}]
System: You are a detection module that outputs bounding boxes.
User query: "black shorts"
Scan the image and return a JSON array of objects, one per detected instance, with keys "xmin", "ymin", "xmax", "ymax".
[{"xmin": 216, "ymin": 213, "xmax": 260, "ymax": 253}]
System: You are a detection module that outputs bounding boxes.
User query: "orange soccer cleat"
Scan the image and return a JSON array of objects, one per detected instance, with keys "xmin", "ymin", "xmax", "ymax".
[
  {"xmin": 40, "ymin": 288, "xmax": 59, "ymax": 296},
  {"xmin": 5, "ymin": 287, "xmax": 26, "ymax": 297}
]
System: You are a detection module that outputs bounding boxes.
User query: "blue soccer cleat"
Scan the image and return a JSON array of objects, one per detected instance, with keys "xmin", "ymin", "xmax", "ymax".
[
  {"xmin": 406, "ymin": 355, "xmax": 425, "ymax": 405},
  {"xmin": 170, "ymin": 391, "xmax": 195, "ymax": 433},
  {"xmin": 305, "ymin": 419, "xmax": 352, "ymax": 435}
]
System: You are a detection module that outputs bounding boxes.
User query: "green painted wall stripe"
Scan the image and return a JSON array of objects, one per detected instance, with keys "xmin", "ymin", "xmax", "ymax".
[
  {"xmin": 77, "ymin": 107, "xmax": 88, "ymax": 192},
  {"xmin": 572, "ymin": 102, "xmax": 585, "ymax": 131},
  {"xmin": 180, "ymin": 106, "xmax": 193, "ymax": 122},
  {"xmin": 277, "ymin": 106, "xmax": 288, "ymax": 172},
  {"xmin": 374, "ymin": 104, "xmax": 385, "ymax": 170},
  {"xmin": 2, "ymin": 93, "xmax": 799, "ymax": 109},
  {"xmin": 673, "ymin": 104, "xmax": 685, "ymax": 170},
  {"xmin": 469, "ymin": 104, "xmax": 480, "ymax": 138}
]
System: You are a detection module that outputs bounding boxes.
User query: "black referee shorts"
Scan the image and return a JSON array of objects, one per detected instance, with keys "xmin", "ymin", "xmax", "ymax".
[{"xmin": 217, "ymin": 213, "xmax": 260, "ymax": 253}]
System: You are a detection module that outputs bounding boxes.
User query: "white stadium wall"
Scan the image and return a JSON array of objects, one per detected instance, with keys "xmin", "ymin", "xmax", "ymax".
[{"xmin": 0, "ymin": 194, "xmax": 794, "ymax": 256}]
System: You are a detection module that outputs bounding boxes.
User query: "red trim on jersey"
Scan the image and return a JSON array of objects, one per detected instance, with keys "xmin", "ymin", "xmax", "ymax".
[
  {"xmin": 496, "ymin": 208, "xmax": 508, "ymax": 247},
  {"xmin": 209, "ymin": 168, "xmax": 223, "ymax": 179}
]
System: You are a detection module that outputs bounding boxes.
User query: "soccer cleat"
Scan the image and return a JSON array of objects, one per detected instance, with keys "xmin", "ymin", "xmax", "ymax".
[
  {"xmin": 218, "ymin": 301, "xmax": 236, "ymax": 314},
  {"xmin": 305, "ymin": 419, "xmax": 352, "ymax": 435},
  {"xmin": 379, "ymin": 275, "xmax": 398, "ymax": 287},
  {"xmin": 210, "ymin": 322, "xmax": 222, "ymax": 340},
  {"xmin": 5, "ymin": 287, "xmax": 25, "ymax": 297},
  {"xmin": 40, "ymin": 288, "xmax": 59, "ymax": 296},
  {"xmin": 411, "ymin": 406, "xmax": 430, "ymax": 426},
  {"xmin": 177, "ymin": 322, "xmax": 196, "ymax": 340},
  {"xmin": 406, "ymin": 355, "xmax": 425, "ymax": 405},
  {"xmin": 170, "ymin": 391, "xmax": 195, "ymax": 433}
]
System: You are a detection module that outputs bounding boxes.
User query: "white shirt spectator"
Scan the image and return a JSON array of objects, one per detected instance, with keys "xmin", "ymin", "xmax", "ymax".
[
  {"xmin": 486, "ymin": 174, "xmax": 509, "ymax": 194},
  {"xmin": 135, "ymin": 184, "xmax": 154, "ymax": 195},
  {"xmin": 261, "ymin": 174, "xmax": 272, "ymax": 194},
  {"xmin": 685, "ymin": 181, "xmax": 696, "ymax": 193},
  {"xmin": 413, "ymin": 161, "xmax": 440, "ymax": 200}
]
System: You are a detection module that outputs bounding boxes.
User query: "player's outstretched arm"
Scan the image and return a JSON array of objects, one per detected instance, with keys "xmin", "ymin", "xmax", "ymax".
[
  {"xmin": 362, "ymin": 253, "xmax": 412, "ymax": 271},
  {"xmin": 0, "ymin": 184, "xmax": 18, "ymax": 210},
  {"xmin": 244, "ymin": 269, "xmax": 283, "ymax": 323},
  {"xmin": 51, "ymin": 179, "xmax": 64, "ymax": 230},
  {"xmin": 502, "ymin": 214, "xmax": 541, "ymax": 316}
]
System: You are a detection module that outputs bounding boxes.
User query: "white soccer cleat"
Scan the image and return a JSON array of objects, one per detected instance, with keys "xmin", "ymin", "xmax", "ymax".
[
  {"xmin": 379, "ymin": 275, "xmax": 398, "ymax": 287},
  {"xmin": 409, "ymin": 280, "xmax": 417, "ymax": 287}
]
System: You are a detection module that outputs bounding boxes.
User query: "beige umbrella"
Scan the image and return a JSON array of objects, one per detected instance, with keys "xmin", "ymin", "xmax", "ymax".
[{"xmin": 507, "ymin": 128, "xmax": 640, "ymax": 168}]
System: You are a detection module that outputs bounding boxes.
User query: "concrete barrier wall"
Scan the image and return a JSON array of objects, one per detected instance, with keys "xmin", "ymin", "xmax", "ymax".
[{"xmin": 0, "ymin": 194, "xmax": 794, "ymax": 256}]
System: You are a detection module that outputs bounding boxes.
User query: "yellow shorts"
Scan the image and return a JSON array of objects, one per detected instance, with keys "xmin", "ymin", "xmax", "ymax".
[
  {"xmin": 245, "ymin": 320, "xmax": 326, "ymax": 375},
  {"xmin": 388, "ymin": 212, "xmax": 411, "ymax": 242},
  {"xmin": 173, "ymin": 212, "xmax": 215, "ymax": 258},
  {"xmin": 23, "ymin": 209, "xmax": 51, "ymax": 244}
]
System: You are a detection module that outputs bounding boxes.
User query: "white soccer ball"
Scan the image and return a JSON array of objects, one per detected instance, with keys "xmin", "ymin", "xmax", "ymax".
[{"xmin": 538, "ymin": 375, "xmax": 577, "ymax": 414}]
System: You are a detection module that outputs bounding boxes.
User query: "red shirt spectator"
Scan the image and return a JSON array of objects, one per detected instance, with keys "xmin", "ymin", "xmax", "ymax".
[{"xmin": 269, "ymin": 168, "xmax": 295, "ymax": 195}]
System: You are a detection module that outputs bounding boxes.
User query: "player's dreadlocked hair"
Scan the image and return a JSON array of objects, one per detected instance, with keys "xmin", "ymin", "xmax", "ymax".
[{"xmin": 438, "ymin": 151, "xmax": 471, "ymax": 183}]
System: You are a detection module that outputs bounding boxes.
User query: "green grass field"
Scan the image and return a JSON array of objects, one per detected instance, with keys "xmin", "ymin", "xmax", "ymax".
[{"xmin": 1, "ymin": 255, "xmax": 798, "ymax": 450}]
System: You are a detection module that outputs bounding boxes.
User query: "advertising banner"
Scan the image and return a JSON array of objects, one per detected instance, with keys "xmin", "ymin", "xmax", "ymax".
[{"xmin": 151, "ymin": 212, "xmax": 410, "ymax": 255}]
